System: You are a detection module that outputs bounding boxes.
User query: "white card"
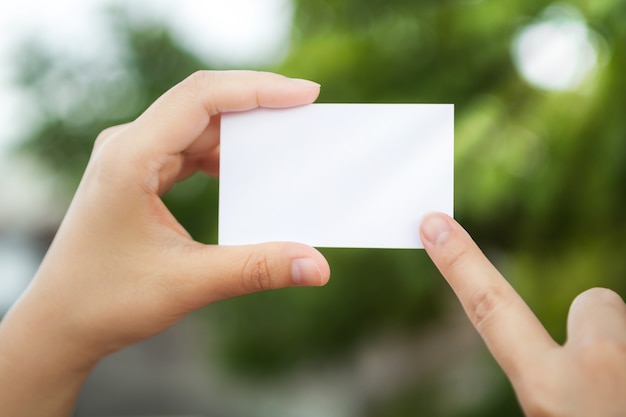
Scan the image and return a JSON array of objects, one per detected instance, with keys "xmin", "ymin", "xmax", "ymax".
[{"xmin": 219, "ymin": 103, "xmax": 454, "ymax": 249}]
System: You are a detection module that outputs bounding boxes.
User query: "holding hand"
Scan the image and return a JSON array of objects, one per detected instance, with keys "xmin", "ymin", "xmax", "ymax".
[
  {"xmin": 0, "ymin": 71, "xmax": 330, "ymax": 416},
  {"xmin": 420, "ymin": 212, "xmax": 626, "ymax": 416}
]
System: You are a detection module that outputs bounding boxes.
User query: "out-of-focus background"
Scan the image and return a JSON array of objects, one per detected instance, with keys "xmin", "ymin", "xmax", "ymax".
[{"xmin": 1, "ymin": 0, "xmax": 625, "ymax": 415}]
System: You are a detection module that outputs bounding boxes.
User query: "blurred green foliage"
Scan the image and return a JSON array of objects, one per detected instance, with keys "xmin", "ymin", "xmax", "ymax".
[{"xmin": 13, "ymin": 0, "xmax": 626, "ymax": 415}]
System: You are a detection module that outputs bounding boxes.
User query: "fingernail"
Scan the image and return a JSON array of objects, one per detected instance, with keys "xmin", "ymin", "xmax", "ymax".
[
  {"xmin": 421, "ymin": 213, "xmax": 451, "ymax": 245},
  {"xmin": 289, "ymin": 78, "xmax": 321, "ymax": 88},
  {"xmin": 291, "ymin": 258, "xmax": 323, "ymax": 286}
]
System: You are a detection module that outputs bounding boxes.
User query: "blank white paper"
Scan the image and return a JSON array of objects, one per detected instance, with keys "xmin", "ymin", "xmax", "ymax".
[{"xmin": 219, "ymin": 103, "xmax": 454, "ymax": 249}]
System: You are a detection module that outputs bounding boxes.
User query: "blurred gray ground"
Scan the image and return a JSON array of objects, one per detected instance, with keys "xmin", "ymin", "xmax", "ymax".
[
  {"xmin": 74, "ymin": 318, "xmax": 226, "ymax": 416},
  {"xmin": 74, "ymin": 304, "xmax": 489, "ymax": 417}
]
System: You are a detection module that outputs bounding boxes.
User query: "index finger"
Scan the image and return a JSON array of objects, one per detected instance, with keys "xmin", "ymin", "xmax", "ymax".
[
  {"xmin": 128, "ymin": 70, "xmax": 321, "ymax": 156},
  {"xmin": 420, "ymin": 212, "xmax": 558, "ymax": 379}
]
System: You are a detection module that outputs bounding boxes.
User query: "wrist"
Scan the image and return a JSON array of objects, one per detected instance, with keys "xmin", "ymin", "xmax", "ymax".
[{"xmin": 0, "ymin": 286, "xmax": 98, "ymax": 416}]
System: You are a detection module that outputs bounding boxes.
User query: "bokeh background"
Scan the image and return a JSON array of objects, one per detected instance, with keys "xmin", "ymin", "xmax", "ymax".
[{"xmin": 1, "ymin": 0, "xmax": 625, "ymax": 416}]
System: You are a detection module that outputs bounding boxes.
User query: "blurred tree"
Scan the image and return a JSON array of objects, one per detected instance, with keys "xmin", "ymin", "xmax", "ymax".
[
  {"xmin": 13, "ymin": 0, "xmax": 626, "ymax": 415},
  {"xmin": 17, "ymin": 10, "xmax": 207, "ymax": 189}
]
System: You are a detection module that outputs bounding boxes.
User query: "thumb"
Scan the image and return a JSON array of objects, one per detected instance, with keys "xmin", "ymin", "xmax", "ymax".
[{"xmin": 177, "ymin": 242, "xmax": 330, "ymax": 306}]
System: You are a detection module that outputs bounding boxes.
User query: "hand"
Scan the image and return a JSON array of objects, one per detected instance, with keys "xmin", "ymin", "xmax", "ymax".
[
  {"xmin": 420, "ymin": 212, "xmax": 626, "ymax": 416},
  {"xmin": 0, "ymin": 70, "xmax": 330, "ymax": 416}
]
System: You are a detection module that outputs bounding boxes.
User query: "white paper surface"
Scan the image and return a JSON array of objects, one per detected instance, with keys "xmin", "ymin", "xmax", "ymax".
[{"xmin": 219, "ymin": 103, "xmax": 454, "ymax": 249}]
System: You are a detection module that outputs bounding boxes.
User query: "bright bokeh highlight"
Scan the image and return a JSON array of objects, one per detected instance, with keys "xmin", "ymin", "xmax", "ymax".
[{"xmin": 512, "ymin": 4, "xmax": 600, "ymax": 91}]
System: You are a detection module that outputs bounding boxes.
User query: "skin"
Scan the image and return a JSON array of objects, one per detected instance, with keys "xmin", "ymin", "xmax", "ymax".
[
  {"xmin": 420, "ymin": 212, "xmax": 626, "ymax": 416},
  {"xmin": 0, "ymin": 71, "xmax": 330, "ymax": 416},
  {"xmin": 0, "ymin": 70, "xmax": 625, "ymax": 416}
]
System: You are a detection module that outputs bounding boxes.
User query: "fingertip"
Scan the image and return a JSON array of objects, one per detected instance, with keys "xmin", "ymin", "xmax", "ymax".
[
  {"xmin": 289, "ymin": 78, "xmax": 321, "ymax": 89},
  {"xmin": 291, "ymin": 258, "xmax": 324, "ymax": 286},
  {"xmin": 316, "ymin": 249, "xmax": 331, "ymax": 285},
  {"xmin": 262, "ymin": 76, "xmax": 320, "ymax": 108},
  {"xmin": 291, "ymin": 246, "xmax": 330, "ymax": 287},
  {"xmin": 420, "ymin": 212, "xmax": 453, "ymax": 246}
]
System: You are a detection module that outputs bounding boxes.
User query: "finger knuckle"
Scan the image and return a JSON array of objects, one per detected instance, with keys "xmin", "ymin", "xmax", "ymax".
[
  {"xmin": 241, "ymin": 252, "xmax": 274, "ymax": 292},
  {"xmin": 439, "ymin": 244, "xmax": 472, "ymax": 279},
  {"xmin": 467, "ymin": 286, "xmax": 506, "ymax": 333},
  {"xmin": 86, "ymin": 136, "xmax": 137, "ymax": 191},
  {"xmin": 177, "ymin": 70, "xmax": 219, "ymax": 114},
  {"xmin": 93, "ymin": 131, "xmax": 108, "ymax": 150},
  {"xmin": 185, "ymin": 70, "xmax": 215, "ymax": 89},
  {"xmin": 93, "ymin": 126, "xmax": 119, "ymax": 150}
]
